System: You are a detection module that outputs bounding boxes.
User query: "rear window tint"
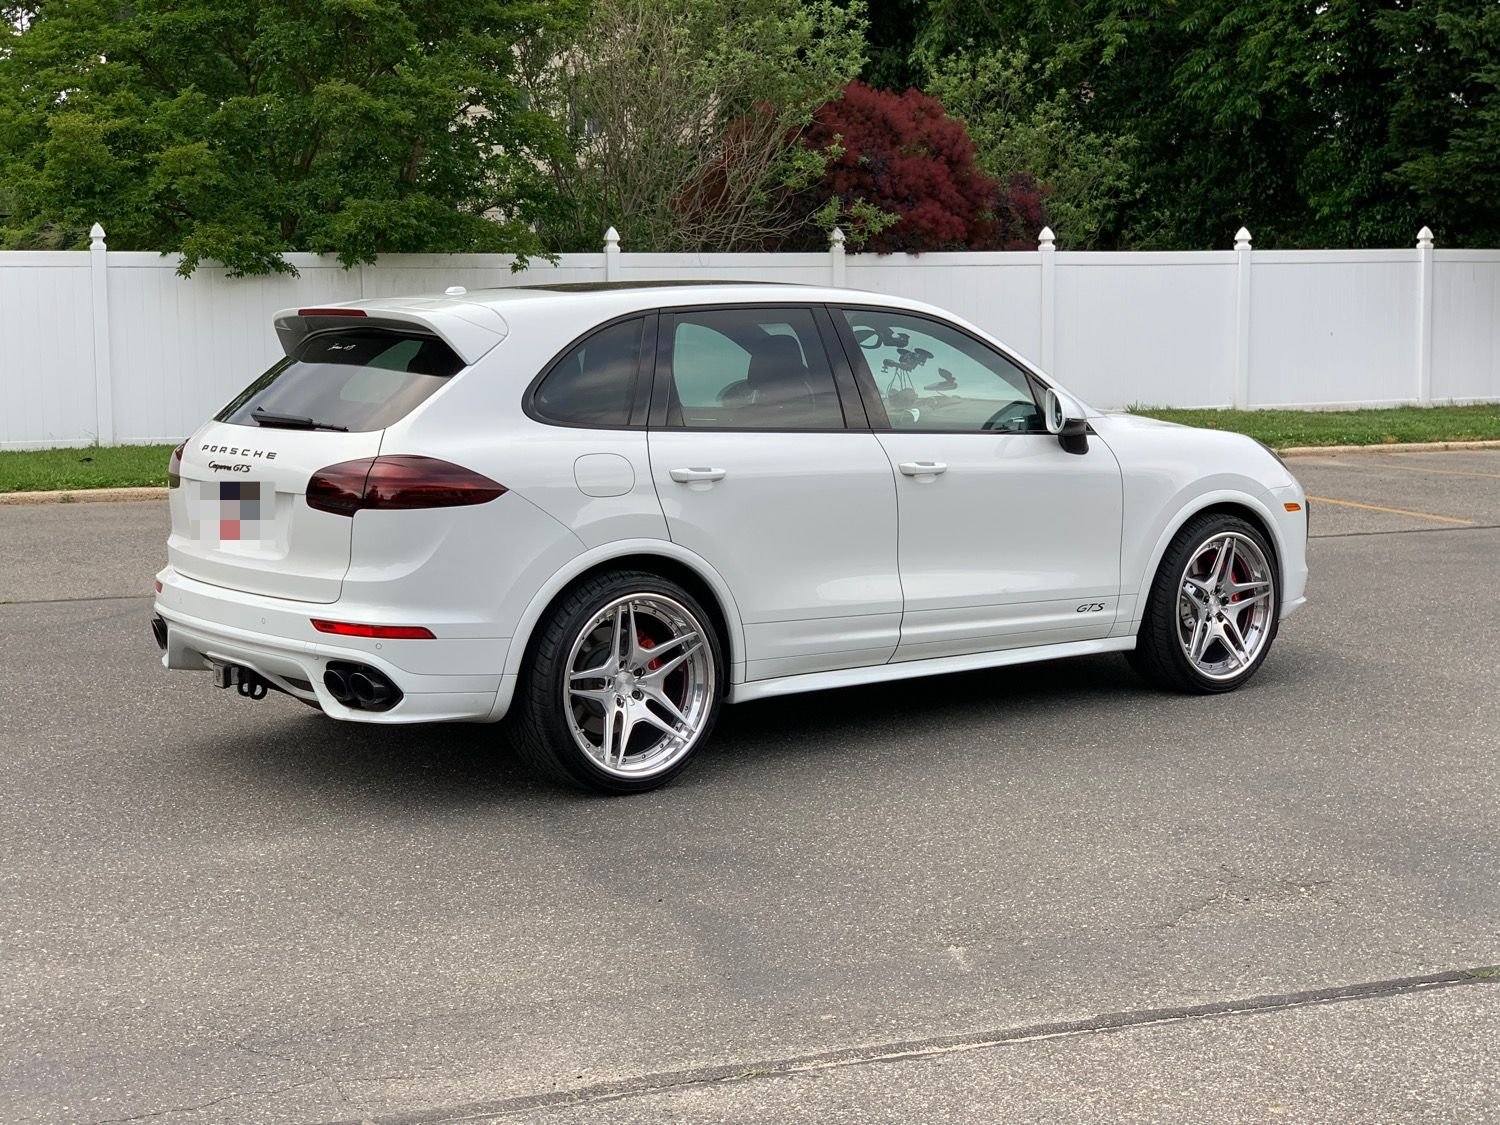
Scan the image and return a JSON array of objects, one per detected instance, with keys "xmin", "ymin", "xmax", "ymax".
[
  {"xmin": 531, "ymin": 317, "xmax": 645, "ymax": 427},
  {"xmin": 217, "ymin": 329, "xmax": 464, "ymax": 432}
]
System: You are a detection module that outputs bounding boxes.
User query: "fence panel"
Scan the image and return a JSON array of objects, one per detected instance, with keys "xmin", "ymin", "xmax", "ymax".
[
  {"xmin": 1248, "ymin": 252, "xmax": 1420, "ymax": 409},
  {"xmin": 1054, "ymin": 254, "xmax": 1237, "ymax": 409},
  {"xmin": 1430, "ymin": 253, "xmax": 1500, "ymax": 404},
  {"xmin": 0, "ymin": 254, "xmax": 99, "ymax": 447}
]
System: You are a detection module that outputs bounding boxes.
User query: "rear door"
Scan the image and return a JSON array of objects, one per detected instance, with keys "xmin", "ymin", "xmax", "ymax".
[
  {"xmin": 646, "ymin": 305, "xmax": 902, "ymax": 681},
  {"xmin": 168, "ymin": 326, "xmax": 464, "ymax": 603}
]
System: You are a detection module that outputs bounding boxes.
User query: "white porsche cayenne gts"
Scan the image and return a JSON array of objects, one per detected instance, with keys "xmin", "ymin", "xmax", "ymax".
[{"xmin": 153, "ymin": 282, "xmax": 1308, "ymax": 792}]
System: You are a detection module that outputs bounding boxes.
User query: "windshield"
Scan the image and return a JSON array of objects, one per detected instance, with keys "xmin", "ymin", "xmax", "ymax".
[{"xmin": 216, "ymin": 329, "xmax": 464, "ymax": 432}]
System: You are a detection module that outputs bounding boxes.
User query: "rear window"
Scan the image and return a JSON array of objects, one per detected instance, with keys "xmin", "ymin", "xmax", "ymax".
[{"xmin": 217, "ymin": 329, "xmax": 464, "ymax": 432}]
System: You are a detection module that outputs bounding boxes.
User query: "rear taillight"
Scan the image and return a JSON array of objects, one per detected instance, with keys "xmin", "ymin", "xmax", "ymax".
[
  {"xmin": 167, "ymin": 442, "xmax": 185, "ymax": 488},
  {"xmin": 306, "ymin": 456, "xmax": 506, "ymax": 516}
]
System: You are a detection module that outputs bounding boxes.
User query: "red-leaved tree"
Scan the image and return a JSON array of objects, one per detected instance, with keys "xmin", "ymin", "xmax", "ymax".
[{"xmin": 804, "ymin": 81, "xmax": 1047, "ymax": 252}]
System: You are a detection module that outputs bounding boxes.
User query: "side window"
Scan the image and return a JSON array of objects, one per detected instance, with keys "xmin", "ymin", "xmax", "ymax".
[
  {"xmin": 532, "ymin": 317, "xmax": 645, "ymax": 427},
  {"xmin": 666, "ymin": 308, "xmax": 844, "ymax": 431},
  {"xmin": 838, "ymin": 309, "xmax": 1042, "ymax": 433}
]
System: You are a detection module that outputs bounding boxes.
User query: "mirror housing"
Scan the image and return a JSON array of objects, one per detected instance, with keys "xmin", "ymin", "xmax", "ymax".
[{"xmin": 1042, "ymin": 388, "xmax": 1090, "ymax": 454}]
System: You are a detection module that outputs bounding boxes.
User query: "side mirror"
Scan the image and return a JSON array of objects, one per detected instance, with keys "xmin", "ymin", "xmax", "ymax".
[{"xmin": 1042, "ymin": 388, "xmax": 1090, "ymax": 455}]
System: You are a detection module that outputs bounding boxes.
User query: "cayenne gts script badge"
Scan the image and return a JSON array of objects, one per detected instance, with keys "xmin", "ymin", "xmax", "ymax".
[{"xmin": 208, "ymin": 461, "xmax": 252, "ymax": 473}]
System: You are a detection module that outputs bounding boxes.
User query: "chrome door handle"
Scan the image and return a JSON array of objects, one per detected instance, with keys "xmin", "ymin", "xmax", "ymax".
[
  {"xmin": 669, "ymin": 467, "xmax": 727, "ymax": 483},
  {"xmin": 898, "ymin": 461, "xmax": 947, "ymax": 476}
]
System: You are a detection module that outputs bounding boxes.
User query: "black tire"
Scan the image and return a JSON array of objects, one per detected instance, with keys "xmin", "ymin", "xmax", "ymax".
[
  {"xmin": 509, "ymin": 570, "xmax": 724, "ymax": 794},
  {"xmin": 1128, "ymin": 511, "xmax": 1280, "ymax": 694}
]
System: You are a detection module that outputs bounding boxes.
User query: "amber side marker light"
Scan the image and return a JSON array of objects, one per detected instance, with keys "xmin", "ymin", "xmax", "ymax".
[
  {"xmin": 1284, "ymin": 502, "xmax": 1303, "ymax": 512},
  {"xmin": 311, "ymin": 620, "xmax": 436, "ymax": 640}
]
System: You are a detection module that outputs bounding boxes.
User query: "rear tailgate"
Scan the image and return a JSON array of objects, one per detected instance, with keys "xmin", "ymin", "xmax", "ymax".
[
  {"xmin": 169, "ymin": 424, "xmax": 381, "ymax": 603},
  {"xmin": 166, "ymin": 308, "xmax": 497, "ymax": 604}
]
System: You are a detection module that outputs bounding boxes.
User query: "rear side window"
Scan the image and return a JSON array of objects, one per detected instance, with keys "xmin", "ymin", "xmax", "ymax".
[
  {"xmin": 531, "ymin": 317, "xmax": 646, "ymax": 427},
  {"xmin": 217, "ymin": 329, "xmax": 464, "ymax": 432}
]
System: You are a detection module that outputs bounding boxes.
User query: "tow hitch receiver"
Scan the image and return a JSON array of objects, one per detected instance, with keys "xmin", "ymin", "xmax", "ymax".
[{"xmin": 212, "ymin": 662, "xmax": 270, "ymax": 700}]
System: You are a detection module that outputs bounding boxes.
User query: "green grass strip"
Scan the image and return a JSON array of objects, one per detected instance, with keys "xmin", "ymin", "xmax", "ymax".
[
  {"xmin": 0, "ymin": 443, "xmax": 178, "ymax": 493},
  {"xmin": 1129, "ymin": 404, "xmax": 1500, "ymax": 449}
]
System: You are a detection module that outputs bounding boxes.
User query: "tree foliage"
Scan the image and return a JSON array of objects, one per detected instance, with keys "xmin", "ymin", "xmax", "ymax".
[
  {"xmin": 804, "ymin": 80, "xmax": 1045, "ymax": 252},
  {"xmin": 525, "ymin": 0, "xmax": 866, "ymax": 253},
  {"xmin": 0, "ymin": 0, "xmax": 581, "ymax": 273}
]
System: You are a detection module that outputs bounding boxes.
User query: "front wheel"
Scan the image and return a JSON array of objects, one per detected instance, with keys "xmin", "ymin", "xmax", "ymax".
[
  {"xmin": 510, "ymin": 571, "xmax": 723, "ymax": 793},
  {"xmin": 1129, "ymin": 513, "xmax": 1280, "ymax": 693}
]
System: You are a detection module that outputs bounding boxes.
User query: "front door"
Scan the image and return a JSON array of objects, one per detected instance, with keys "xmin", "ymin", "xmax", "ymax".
[
  {"xmin": 831, "ymin": 306, "xmax": 1124, "ymax": 662},
  {"xmin": 648, "ymin": 306, "xmax": 902, "ymax": 681}
]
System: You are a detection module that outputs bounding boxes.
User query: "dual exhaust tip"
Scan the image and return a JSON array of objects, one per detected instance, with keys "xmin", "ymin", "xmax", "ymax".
[{"xmin": 323, "ymin": 661, "xmax": 402, "ymax": 712}]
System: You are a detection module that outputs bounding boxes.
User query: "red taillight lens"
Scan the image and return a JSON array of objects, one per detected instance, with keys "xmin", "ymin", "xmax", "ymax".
[
  {"xmin": 167, "ymin": 442, "xmax": 185, "ymax": 488},
  {"xmin": 306, "ymin": 456, "xmax": 506, "ymax": 516},
  {"xmin": 297, "ymin": 307, "xmax": 366, "ymax": 317},
  {"xmin": 311, "ymin": 619, "xmax": 435, "ymax": 639}
]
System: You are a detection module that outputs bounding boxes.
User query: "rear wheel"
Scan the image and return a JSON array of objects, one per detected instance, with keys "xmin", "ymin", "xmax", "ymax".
[
  {"xmin": 511, "ymin": 571, "xmax": 722, "ymax": 793},
  {"xmin": 1129, "ymin": 513, "xmax": 1280, "ymax": 693}
]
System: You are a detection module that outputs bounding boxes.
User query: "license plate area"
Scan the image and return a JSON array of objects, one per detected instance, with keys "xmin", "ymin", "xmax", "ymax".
[{"xmin": 185, "ymin": 479, "xmax": 280, "ymax": 550}]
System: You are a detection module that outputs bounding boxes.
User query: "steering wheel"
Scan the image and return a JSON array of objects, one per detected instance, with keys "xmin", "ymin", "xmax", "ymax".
[{"xmin": 981, "ymin": 401, "xmax": 1039, "ymax": 432}]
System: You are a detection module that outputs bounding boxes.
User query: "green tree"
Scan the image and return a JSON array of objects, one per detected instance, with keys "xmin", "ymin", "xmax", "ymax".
[
  {"xmin": 0, "ymin": 0, "xmax": 583, "ymax": 274},
  {"xmin": 927, "ymin": 47, "xmax": 1136, "ymax": 248},
  {"xmin": 525, "ymin": 0, "xmax": 867, "ymax": 253}
]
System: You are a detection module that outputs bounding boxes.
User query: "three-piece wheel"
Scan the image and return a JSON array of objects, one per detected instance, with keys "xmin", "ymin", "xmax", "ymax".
[
  {"xmin": 1129, "ymin": 512, "xmax": 1280, "ymax": 693},
  {"xmin": 510, "ymin": 572, "xmax": 724, "ymax": 794},
  {"xmin": 513, "ymin": 513, "xmax": 1281, "ymax": 793}
]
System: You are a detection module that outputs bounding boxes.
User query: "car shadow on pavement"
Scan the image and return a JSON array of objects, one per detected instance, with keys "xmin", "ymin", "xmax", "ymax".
[{"xmin": 184, "ymin": 652, "xmax": 1161, "ymax": 808}]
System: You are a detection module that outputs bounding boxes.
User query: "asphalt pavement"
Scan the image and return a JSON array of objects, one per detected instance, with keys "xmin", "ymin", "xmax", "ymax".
[{"xmin": 1, "ymin": 449, "xmax": 1497, "ymax": 1123}]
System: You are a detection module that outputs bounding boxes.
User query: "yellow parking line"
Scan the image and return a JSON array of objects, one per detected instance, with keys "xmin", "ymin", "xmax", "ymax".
[
  {"xmin": 1307, "ymin": 495, "xmax": 1475, "ymax": 526},
  {"xmin": 1364, "ymin": 460, "xmax": 1500, "ymax": 480}
]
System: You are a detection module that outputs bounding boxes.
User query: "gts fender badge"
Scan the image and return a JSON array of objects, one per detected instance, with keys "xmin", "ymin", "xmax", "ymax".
[
  {"xmin": 208, "ymin": 461, "xmax": 252, "ymax": 473},
  {"xmin": 1076, "ymin": 602, "xmax": 1106, "ymax": 613}
]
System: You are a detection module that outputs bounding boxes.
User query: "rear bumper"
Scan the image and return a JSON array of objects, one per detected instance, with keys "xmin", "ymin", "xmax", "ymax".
[{"xmin": 154, "ymin": 568, "xmax": 509, "ymax": 724}]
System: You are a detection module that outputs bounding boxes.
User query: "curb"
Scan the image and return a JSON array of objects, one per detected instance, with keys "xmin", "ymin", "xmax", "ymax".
[
  {"xmin": 0, "ymin": 486, "xmax": 168, "ymax": 506},
  {"xmin": 1279, "ymin": 439, "xmax": 1500, "ymax": 457}
]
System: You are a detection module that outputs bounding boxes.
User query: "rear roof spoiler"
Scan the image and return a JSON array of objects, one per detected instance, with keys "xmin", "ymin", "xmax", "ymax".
[{"xmin": 272, "ymin": 299, "xmax": 508, "ymax": 366}]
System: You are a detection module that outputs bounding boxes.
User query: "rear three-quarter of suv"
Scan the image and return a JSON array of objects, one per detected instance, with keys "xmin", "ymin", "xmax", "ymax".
[{"xmin": 155, "ymin": 282, "xmax": 1308, "ymax": 792}]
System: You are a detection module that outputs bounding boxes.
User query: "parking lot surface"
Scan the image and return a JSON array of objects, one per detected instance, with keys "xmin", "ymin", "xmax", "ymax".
[{"xmin": 1, "ymin": 449, "xmax": 1497, "ymax": 1123}]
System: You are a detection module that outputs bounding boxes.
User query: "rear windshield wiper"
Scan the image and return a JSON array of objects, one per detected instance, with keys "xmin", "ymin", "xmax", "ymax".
[{"xmin": 251, "ymin": 407, "xmax": 349, "ymax": 432}]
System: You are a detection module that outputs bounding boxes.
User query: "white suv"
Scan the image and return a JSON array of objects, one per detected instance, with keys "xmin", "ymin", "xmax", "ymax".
[{"xmin": 154, "ymin": 282, "xmax": 1308, "ymax": 792}]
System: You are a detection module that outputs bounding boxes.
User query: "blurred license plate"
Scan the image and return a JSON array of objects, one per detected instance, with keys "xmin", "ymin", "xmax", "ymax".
[{"xmin": 187, "ymin": 480, "xmax": 269, "ymax": 544}]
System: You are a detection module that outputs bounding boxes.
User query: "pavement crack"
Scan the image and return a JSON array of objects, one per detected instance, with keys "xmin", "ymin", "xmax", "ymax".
[{"xmin": 308, "ymin": 968, "xmax": 1496, "ymax": 1124}]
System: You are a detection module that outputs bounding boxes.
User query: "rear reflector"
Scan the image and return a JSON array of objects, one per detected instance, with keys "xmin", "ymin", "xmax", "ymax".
[
  {"xmin": 311, "ymin": 619, "xmax": 436, "ymax": 640},
  {"xmin": 306, "ymin": 455, "xmax": 506, "ymax": 516},
  {"xmin": 153, "ymin": 579, "xmax": 163, "ymax": 593},
  {"xmin": 297, "ymin": 307, "xmax": 366, "ymax": 317}
]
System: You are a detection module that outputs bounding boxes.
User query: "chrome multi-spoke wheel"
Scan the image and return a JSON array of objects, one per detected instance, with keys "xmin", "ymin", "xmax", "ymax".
[
  {"xmin": 1130, "ymin": 514, "xmax": 1281, "ymax": 694},
  {"xmin": 563, "ymin": 594, "xmax": 715, "ymax": 778},
  {"xmin": 511, "ymin": 571, "xmax": 723, "ymax": 793},
  {"xmin": 1176, "ymin": 532, "xmax": 1276, "ymax": 681}
]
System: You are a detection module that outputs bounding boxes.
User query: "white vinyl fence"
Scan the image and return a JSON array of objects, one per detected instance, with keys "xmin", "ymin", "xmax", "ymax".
[{"xmin": 2, "ymin": 223, "xmax": 1497, "ymax": 449}]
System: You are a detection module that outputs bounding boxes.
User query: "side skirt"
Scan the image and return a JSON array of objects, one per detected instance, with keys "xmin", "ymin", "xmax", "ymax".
[{"xmin": 728, "ymin": 636, "xmax": 1137, "ymax": 705}]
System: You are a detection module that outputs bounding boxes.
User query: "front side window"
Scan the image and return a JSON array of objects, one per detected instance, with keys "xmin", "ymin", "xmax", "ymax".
[
  {"xmin": 838, "ymin": 309, "xmax": 1042, "ymax": 433},
  {"xmin": 532, "ymin": 317, "xmax": 646, "ymax": 427},
  {"xmin": 666, "ymin": 308, "xmax": 844, "ymax": 430}
]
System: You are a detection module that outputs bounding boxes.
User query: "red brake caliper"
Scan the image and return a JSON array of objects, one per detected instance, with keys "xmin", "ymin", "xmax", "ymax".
[{"xmin": 637, "ymin": 631, "xmax": 661, "ymax": 671}]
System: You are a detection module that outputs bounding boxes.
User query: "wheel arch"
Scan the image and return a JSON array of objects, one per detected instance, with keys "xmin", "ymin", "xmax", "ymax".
[{"xmin": 501, "ymin": 540, "xmax": 746, "ymax": 687}]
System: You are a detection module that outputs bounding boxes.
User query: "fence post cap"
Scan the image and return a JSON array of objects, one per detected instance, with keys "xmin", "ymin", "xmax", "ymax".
[
  {"xmin": 89, "ymin": 223, "xmax": 107, "ymax": 249},
  {"xmin": 1038, "ymin": 226, "xmax": 1056, "ymax": 248},
  {"xmin": 1234, "ymin": 226, "xmax": 1252, "ymax": 250},
  {"xmin": 603, "ymin": 226, "xmax": 620, "ymax": 249},
  {"xmin": 830, "ymin": 226, "xmax": 846, "ymax": 247},
  {"xmin": 1417, "ymin": 226, "xmax": 1434, "ymax": 249}
]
